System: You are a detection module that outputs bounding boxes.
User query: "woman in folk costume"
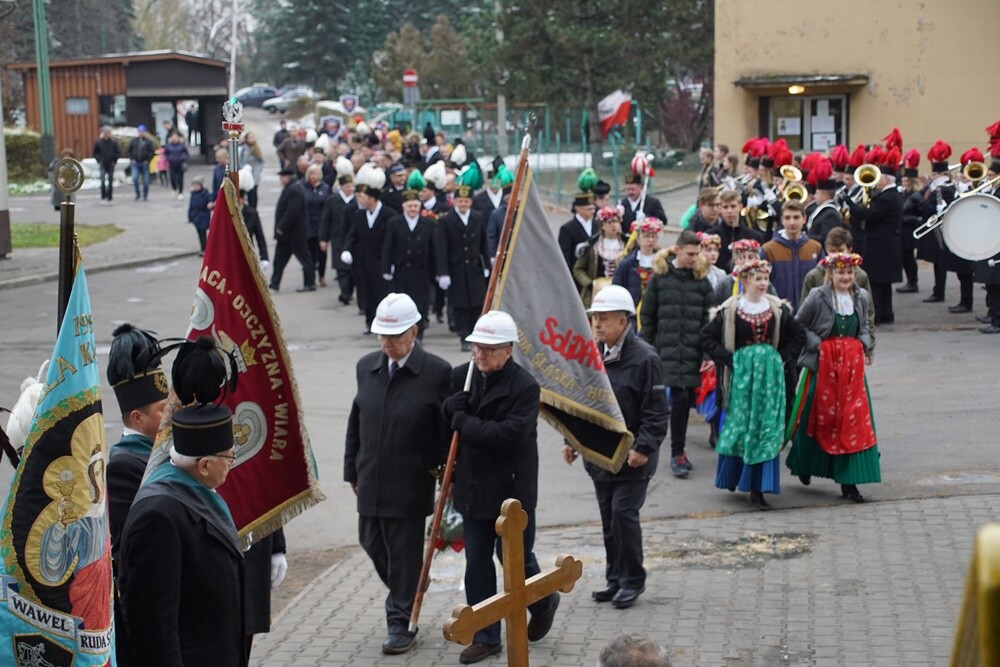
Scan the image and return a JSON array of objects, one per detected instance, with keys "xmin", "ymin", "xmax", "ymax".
[
  {"xmin": 786, "ymin": 252, "xmax": 880, "ymax": 503},
  {"xmin": 611, "ymin": 217, "xmax": 664, "ymax": 327},
  {"xmin": 698, "ymin": 233, "xmax": 727, "ymax": 291},
  {"xmin": 573, "ymin": 206, "xmax": 628, "ymax": 307},
  {"xmin": 700, "ymin": 260, "xmax": 805, "ymax": 511}
]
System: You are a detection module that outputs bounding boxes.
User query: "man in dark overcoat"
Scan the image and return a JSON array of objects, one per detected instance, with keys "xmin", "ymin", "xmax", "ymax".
[
  {"xmin": 345, "ymin": 293, "xmax": 452, "ymax": 655},
  {"xmin": 557, "ymin": 191, "xmax": 596, "ymax": 272},
  {"xmin": 119, "ymin": 404, "xmax": 245, "ymax": 667},
  {"xmin": 619, "ymin": 172, "xmax": 668, "ymax": 229},
  {"xmin": 563, "ymin": 286, "xmax": 668, "ymax": 610},
  {"xmin": 435, "ymin": 182, "xmax": 490, "ymax": 351},
  {"xmin": 320, "ymin": 172, "xmax": 358, "ymax": 305},
  {"xmin": 381, "ymin": 187, "xmax": 436, "ymax": 337},
  {"xmin": 343, "ymin": 168, "xmax": 394, "ymax": 333},
  {"xmin": 844, "ymin": 169, "xmax": 903, "ymax": 324},
  {"xmin": 441, "ymin": 311, "xmax": 560, "ymax": 664},
  {"xmin": 269, "ymin": 166, "xmax": 315, "ymax": 292}
]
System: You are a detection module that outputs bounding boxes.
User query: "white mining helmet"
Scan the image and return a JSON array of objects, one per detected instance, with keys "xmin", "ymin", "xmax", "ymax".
[
  {"xmin": 465, "ymin": 310, "xmax": 518, "ymax": 345},
  {"xmin": 586, "ymin": 284, "xmax": 636, "ymax": 315},
  {"xmin": 370, "ymin": 293, "xmax": 422, "ymax": 335}
]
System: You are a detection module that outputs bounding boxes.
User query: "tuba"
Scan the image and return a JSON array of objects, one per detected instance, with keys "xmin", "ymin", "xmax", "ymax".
[
  {"xmin": 853, "ymin": 163, "xmax": 881, "ymax": 207},
  {"xmin": 963, "ymin": 161, "xmax": 987, "ymax": 185}
]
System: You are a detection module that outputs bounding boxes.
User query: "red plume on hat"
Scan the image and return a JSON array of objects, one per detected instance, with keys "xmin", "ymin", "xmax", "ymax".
[
  {"xmin": 903, "ymin": 149, "xmax": 920, "ymax": 170},
  {"xmin": 865, "ymin": 145, "xmax": 885, "ymax": 165},
  {"xmin": 989, "ymin": 137, "xmax": 1000, "ymax": 159},
  {"xmin": 882, "ymin": 128, "xmax": 903, "ymax": 151},
  {"xmin": 830, "ymin": 144, "xmax": 850, "ymax": 169},
  {"xmin": 772, "ymin": 147, "xmax": 794, "ymax": 168},
  {"xmin": 800, "ymin": 152, "xmax": 823, "ymax": 172},
  {"xmin": 741, "ymin": 137, "xmax": 760, "ymax": 154},
  {"xmin": 926, "ymin": 140, "xmax": 952, "ymax": 162},
  {"xmin": 986, "ymin": 119, "xmax": 1000, "ymax": 140},
  {"xmin": 960, "ymin": 147, "xmax": 984, "ymax": 165},
  {"xmin": 806, "ymin": 158, "xmax": 833, "ymax": 187},
  {"xmin": 848, "ymin": 144, "xmax": 867, "ymax": 169},
  {"xmin": 882, "ymin": 147, "xmax": 901, "ymax": 171},
  {"xmin": 755, "ymin": 138, "xmax": 772, "ymax": 158}
]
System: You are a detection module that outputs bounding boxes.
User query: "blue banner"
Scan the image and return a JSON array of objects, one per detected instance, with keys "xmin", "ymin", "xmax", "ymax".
[{"xmin": 0, "ymin": 260, "xmax": 113, "ymax": 667}]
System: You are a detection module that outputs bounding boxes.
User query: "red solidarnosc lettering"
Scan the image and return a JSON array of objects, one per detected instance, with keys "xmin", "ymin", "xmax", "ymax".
[{"xmin": 538, "ymin": 317, "xmax": 604, "ymax": 370}]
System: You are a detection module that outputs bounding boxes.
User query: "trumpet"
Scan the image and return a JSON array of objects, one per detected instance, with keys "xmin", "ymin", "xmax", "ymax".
[{"xmin": 854, "ymin": 163, "xmax": 882, "ymax": 207}]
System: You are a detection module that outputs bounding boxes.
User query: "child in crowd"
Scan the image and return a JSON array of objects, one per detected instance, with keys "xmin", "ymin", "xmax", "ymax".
[{"xmin": 187, "ymin": 176, "xmax": 212, "ymax": 255}]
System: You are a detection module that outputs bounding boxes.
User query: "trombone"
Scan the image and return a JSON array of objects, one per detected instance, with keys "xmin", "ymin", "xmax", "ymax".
[{"xmin": 914, "ymin": 172, "xmax": 1000, "ymax": 239}]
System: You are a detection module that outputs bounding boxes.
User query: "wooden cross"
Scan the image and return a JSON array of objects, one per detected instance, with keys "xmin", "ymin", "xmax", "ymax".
[{"xmin": 443, "ymin": 498, "xmax": 583, "ymax": 667}]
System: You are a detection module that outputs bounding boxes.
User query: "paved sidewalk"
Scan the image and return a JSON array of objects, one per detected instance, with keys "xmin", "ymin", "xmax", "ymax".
[{"xmin": 251, "ymin": 493, "xmax": 996, "ymax": 666}]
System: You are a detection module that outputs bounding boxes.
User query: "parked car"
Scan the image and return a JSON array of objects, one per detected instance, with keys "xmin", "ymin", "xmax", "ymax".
[
  {"xmin": 234, "ymin": 84, "xmax": 278, "ymax": 108},
  {"xmin": 262, "ymin": 87, "xmax": 319, "ymax": 114}
]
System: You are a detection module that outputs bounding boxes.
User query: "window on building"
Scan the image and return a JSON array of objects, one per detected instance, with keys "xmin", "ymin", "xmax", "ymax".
[
  {"xmin": 98, "ymin": 95, "xmax": 127, "ymax": 126},
  {"xmin": 66, "ymin": 97, "xmax": 90, "ymax": 115},
  {"xmin": 766, "ymin": 95, "xmax": 846, "ymax": 152}
]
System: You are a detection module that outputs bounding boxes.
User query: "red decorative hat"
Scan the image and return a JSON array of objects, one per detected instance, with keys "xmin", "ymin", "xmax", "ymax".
[
  {"xmin": 927, "ymin": 140, "xmax": 952, "ymax": 173},
  {"xmin": 986, "ymin": 119, "xmax": 1000, "ymax": 141},
  {"xmin": 903, "ymin": 149, "xmax": 920, "ymax": 177},
  {"xmin": 631, "ymin": 217, "xmax": 663, "ymax": 234},
  {"xmin": 882, "ymin": 147, "xmax": 901, "ymax": 174},
  {"xmin": 729, "ymin": 238, "xmax": 761, "ymax": 252},
  {"xmin": 596, "ymin": 206, "xmax": 622, "ymax": 224},
  {"xmin": 882, "ymin": 128, "xmax": 903, "ymax": 151},
  {"xmin": 960, "ymin": 147, "xmax": 984, "ymax": 165},
  {"xmin": 864, "ymin": 145, "xmax": 885, "ymax": 165},
  {"xmin": 989, "ymin": 137, "xmax": 1000, "ymax": 159},
  {"xmin": 734, "ymin": 259, "xmax": 772, "ymax": 279},
  {"xmin": 760, "ymin": 139, "xmax": 780, "ymax": 169},
  {"xmin": 741, "ymin": 137, "xmax": 760, "ymax": 154},
  {"xmin": 830, "ymin": 145, "xmax": 850, "ymax": 171},
  {"xmin": 807, "ymin": 158, "xmax": 835, "ymax": 189},
  {"xmin": 848, "ymin": 144, "xmax": 868, "ymax": 169},
  {"xmin": 821, "ymin": 252, "xmax": 863, "ymax": 269},
  {"xmin": 772, "ymin": 147, "xmax": 794, "ymax": 168}
]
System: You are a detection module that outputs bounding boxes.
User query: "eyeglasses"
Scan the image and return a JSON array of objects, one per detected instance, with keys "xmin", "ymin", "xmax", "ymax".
[
  {"xmin": 471, "ymin": 344, "xmax": 510, "ymax": 355},
  {"xmin": 210, "ymin": 453, "xmax": 237, "ymax": 467}
]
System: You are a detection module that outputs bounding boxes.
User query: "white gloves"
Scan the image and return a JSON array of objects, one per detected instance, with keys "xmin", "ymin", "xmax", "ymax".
[
  {"xmin": 382, "ymin": 273, "xmax": 393, "ymax": 281},
  {"xmin": 634, "ymin": 210, "xmax": 646, "ymax": 221},
  {"xmin": 270, "ymin": 553, "xmax": 288, "ymax": 588},
  {"xmin": 956, "ymin": 181, "xmax": 971, "ymax": 193},
  {"xmin": 340, "ymin": 250, "xmax": 353, "ymax": 265},
  {"xmin": 437, "ymin": 275, "xmax": 451, "ymax": 290},
  {"xmin": 746, "ymin": 193, "xmax": 764, "ymax": 208},
  {"xmin": 763, "ymin": 188, "xmax": 778, "ymax": 203},
  {"xmin": 483, "ymin": 268, "xmax": 490, "ymax": 278},
  {"xmin": 574, "ymin": 241, "xmax": 589, "ymax": 259},
  {"xmin": 259, "ymin": 259, "xmax": 270, "ymax": 272}
]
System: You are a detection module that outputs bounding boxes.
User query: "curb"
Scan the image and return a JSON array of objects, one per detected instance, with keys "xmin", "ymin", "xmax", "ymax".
[{"xmin": 0, "ymin": 250, "xmax": 201, "ymax": 291}]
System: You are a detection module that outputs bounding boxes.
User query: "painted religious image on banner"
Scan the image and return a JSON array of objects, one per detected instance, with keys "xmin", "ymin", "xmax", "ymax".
[{"xmin": 339, "ymin": 94, "xmax": 358, "ymax": 116}]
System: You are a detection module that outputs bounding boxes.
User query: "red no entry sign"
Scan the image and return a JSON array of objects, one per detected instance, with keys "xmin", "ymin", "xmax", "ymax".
[{"xmin": 403, "ymin": 69, "xmax": 418, "ymax": 87}]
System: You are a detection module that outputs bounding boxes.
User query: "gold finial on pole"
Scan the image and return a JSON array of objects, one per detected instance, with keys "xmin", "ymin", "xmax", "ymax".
[{"xmin": 222, "ymin": 98, "xmax": 245, "ymax": 190}]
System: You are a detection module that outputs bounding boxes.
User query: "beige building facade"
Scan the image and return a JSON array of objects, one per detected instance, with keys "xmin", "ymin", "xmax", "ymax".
[{"xmin": 714, "ymin": 1, "xmax": 1000, "ymax": 159}]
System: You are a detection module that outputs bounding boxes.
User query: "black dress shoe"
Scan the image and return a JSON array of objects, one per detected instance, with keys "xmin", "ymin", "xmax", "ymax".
[
  {"xmin": 296, "ymin": 285, "xmax": 316, "ymax": 292},
  {"xmin": 750, "ymin": 491, "xmax": 771, "ymax": 511},
  {"xmin": 895, "ymin": 282, "xmax": 918, "ymax": 293},
  {"xmin": 798, "ymin": 474, "xmax": 811, "ymax": 486},
  {"xmin": 338, "ymin": 294, "xmax": 351, "ymax": 305},
  {"xmin": 948, "ymin": 304, "xmax": 971, "ymax": 313},
  {"xmin": 922, "ymin": 294, "xmax": 944, "ymax": 303},
  {"xmin": 611, "ymin": 586, "xmax": 644, "ymax": 609},
  {"xmin": 841, "ymin": 484, "xmax": 865, "ymax": 503},
  {"xmin": 591, "ymin": 586, "xmax": 619, "ymax": 603},
  {"xmin": 382, "ymin": 630, "xmax": 417, "ymax": 655},
  {"xmin": 981, "ymin": 325, "xmax": 1000, "ymax": 334},
  {"xmin": 459, "ymin": 643, "xmax": 502, "ymax": 664},
  {"xmin": 976, "ymin": 314, "xmax": 992, "ymax": 323},
  {"xmin": 268, "ymin": 284, "xmax": 279, "ymax": 292},
  {"xmin": 435, "ymin": 312, "xmax": 444, "ymax": 323},
  {"xmin": 527, "ymin": 594, "xmax": 559, "ymax": 641}
]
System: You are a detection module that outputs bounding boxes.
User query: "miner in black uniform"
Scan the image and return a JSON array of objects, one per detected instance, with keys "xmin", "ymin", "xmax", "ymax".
[
  {"xmin": 619, "ymin": 171, "xmax": 667, "ymax": 229},
  {"xmin": 557, "ymin": 190, "xmax": 596, "ymax": 272},
  {"xmin": 382, "ymin": 172, "xmax": 437, "ymax": 338}
]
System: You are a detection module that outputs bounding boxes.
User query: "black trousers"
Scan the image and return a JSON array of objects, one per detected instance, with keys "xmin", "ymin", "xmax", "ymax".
[
  {"xmin": 270, "ymin": 238, "xmax": 315, "ymax": 289},
  {"xmin": 955, "ymin": 272, "xmax": 973, "ymax": 307},
  {"xmin": 359, "ymin": 515, "xmax": 426, "ymax": 634},
  {"xmin": 195, "ymin": 226, "xmax": 207, "ymax": 252},
  {"xmin": 454, "ymin": 306, "xmax": 481, "ymax": 340},
  {"xmin": 870, "ymin": 282, "xmax": 894, "ymax": 323},
  {"xmin": 932, "ymin": 263, "xmax": 947, "ymax": 298},
  {"xmin": 987, "ymin": 285, "xmax": 1000, "ymax": 325},
  {"xmin": 335, "ymin": 268, "xmax": 355, "ymax": 303},
  {"xmin": 247, "ymin": 186, "xmax": 258, "ymax": 209},
  {"xmin": 462, "ymin": 511, "xmax": 556, "ymax": 646},
  {"xmin": 169, "ymin": 163, "xmax": 185, "ymax": 193},
  {"xmin": 669, "ymin": 386, "xmax": 695, "ymax": 456},
  {"xmin": 593, "ymin": 478, "xmax": 649, "ymax": 590},
  {"xmin": 901, "ymin": 248, "xmax": 918, "ymax": 285},
  {"xmin": 307, "ymin": 237, "xmax": 327, "ymax": 279},
  {"xmin": 99, "ymin": 164, "xmax": 115, "ymax": 201}
]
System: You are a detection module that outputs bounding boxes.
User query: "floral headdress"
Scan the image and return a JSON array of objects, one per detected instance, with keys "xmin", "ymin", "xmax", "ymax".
[
  {"xmin": 734, "ymin": 259, "xmax": 772, "ymax": 279},
  {"xmin": 728, "ymin": 239, "xmax": 761, "ymax": 252},
  {"xmin": 631, "ymin": 217, "xmax": 663, "ymax": 234},
  {"xmin": 820, "ymin": 252, "xmax": 863, "ymax": 270},
  {"xmin": 596, "ymin": 207, "xmax": 622, "ymax": 225},
  {"xmin": 698, "ymin": 232, "xmax": 722, "ymax": 249}
]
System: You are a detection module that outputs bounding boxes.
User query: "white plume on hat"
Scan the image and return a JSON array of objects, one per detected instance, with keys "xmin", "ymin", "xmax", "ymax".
[
  {"xmin": 314, "ymin": 133, "xmax": 331, "ymax": 154},
  {"xmin": 238, "ymin": 165, "xmax": 255, "ymax": 192},
  {"xmin": 355, "ymin": 121, "xmax": 371, "ymax": 137},
  {"xmin": 305, "ymin": 128, "xmax": 318, "ymax": 144},
  {"xmin": 335, "ymin": 155, "xmax": 354, "ymax": 178},
  {"xmin": 356, "ymin": 162, "xmax": 386, "ymax": 190},
  {"xmin": 6, "ymin": 359, "xmax": 49, "ymax": 452},
  {"xmin": 450, "ymin": 144, "xmax": 467, "ymax": 167},
  {"xmin": 424, "ymin": 161, "xmax": 447, "ymax": 189}
]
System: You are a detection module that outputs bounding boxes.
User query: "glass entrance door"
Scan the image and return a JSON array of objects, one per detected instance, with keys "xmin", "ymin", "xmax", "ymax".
[{"xmin": 768, "ymin": 95, "xmax": 846, "ymax": 151}]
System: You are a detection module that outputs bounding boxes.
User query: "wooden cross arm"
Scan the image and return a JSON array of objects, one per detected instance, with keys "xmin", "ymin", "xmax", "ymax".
[
  {"xmin": 527, "ymin": 554, "xmax": 583, "ymax": 596},
  {"xmin": 444, "ymin": 597, "xmax": 512, "ymax": 645}
]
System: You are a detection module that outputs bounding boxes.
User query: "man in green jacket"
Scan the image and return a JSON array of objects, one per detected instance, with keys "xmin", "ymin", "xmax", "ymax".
[{"xmin": 639, "ymin": 229, "xmax": 717, "ymax": 477}]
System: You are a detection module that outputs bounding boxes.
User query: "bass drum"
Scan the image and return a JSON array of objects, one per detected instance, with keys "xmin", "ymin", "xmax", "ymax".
[{"xmin": 940, "ymin": 193, "xmax": 1000, "ymax": 260}]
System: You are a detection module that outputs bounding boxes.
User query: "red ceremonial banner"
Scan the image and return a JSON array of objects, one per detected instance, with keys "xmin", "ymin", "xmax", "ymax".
[{"xmin": 146, "ymin": 180, "xmax": 324, "ymax": 543}]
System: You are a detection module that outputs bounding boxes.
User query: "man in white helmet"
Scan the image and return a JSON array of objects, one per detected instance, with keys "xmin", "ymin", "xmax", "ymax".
[
  {"xmin": 345, "ymin": 293, "xmax": 452, "ymax": 655},
  {"xmin": 563, "ymin": 286, "xmax": 668, "ymax": 610},
  {"xmin": 441, "ymin": 311, "xmax": 559, "ymax": 664}
]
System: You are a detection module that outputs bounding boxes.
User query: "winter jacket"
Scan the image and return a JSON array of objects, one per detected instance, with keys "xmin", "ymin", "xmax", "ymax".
[
  {"xmin": 93, "ymin": 137, "xmax": 120, "ymax": 168},
  {"xmin": 303, "ymin": 180, "xmax": 331, "ymax": 238},
  {"xmin": 705, "ymin": 222, "xmax": 765, "ymax": 270},
  {"xmin": 127, "ymin": 135, "xmax": 155, "ymax": 164},
  {"xmin": 584, "ymin": 328, "xmax": 668, "ymax": 483},
  {"xmin": 760, "ymin": 231, "xmax": 824, "ymax": 312},
  {"xmin": 638, "ymin": 248, "xmax": 717, "ymax": 387},
  {"xmin": 187, "ymin": 188, "xmax": 212, "ymax": 231},
  {"xmin": 612, "ymin": 249, "xmax": 659, "ymax": 306},
  {"xmin": 162, "ymin": 141, "xmax": 188, "ymax": 167},
  {"xmin": 794, "ymin": 283, "xmax": 873, "ymax": 372}
]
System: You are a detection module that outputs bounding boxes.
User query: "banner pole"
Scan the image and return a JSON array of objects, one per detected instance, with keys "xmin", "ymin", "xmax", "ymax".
[{"xmin": 408, "ymin": 131, "xmax": 534, "ymax": 633}]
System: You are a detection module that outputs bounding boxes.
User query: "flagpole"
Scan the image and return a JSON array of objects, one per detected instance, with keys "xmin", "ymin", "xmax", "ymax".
[
  {"xmin": 53, "ymin": 158, "xmax": 84, "ymax": 333},
  {"xmin": 408, "ymin": 131, "xmax": 534, "ymax": 634}
]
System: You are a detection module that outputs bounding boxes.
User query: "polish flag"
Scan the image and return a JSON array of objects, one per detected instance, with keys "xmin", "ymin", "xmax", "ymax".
[{"xmin": 598, "ymin": 90, "xmax": 632, "ymax": 140}]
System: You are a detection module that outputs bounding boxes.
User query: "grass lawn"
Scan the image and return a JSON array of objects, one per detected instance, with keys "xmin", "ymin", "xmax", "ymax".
[{"xmin": 12, "ymin": 223, "xmax": 123, "ymax": 248}]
